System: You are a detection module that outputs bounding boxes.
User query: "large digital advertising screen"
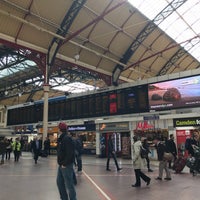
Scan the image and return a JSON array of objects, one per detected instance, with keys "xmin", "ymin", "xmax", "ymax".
[{"xmin": 148, "ymin": 75, "xmax": 200, "ymax": 111}]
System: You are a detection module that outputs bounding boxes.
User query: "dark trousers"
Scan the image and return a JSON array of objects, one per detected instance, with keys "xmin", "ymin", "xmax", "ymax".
[
  {"xmin": 134, "ymin": 169, "xmax": 150, "ymax": 186},
  {"xmin": 76, "ymin": 154, "xmax": 82, "ymax": 171},
  {"xmin": 6, "ymin": 150, "xmax": 11, "ymax": 160},
  {"xmin": 106, "ymin": 152, "xmax": 119, "ymax": 170},
  {"xmin": 33, "ymin": 149, "xmax": 40, "ymax": 163},
  {"xmin": 146, "ymin": 156, "xmax": 150, "ymax": 169},
  {"xmin": 14, "ymin": 150, "xmax": 20, "ymax": 162}
]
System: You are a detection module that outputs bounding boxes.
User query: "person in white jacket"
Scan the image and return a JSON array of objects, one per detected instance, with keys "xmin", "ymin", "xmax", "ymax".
[{"xmin": 132, "ymin": 135, "xmax": 151, "ymax": 187}]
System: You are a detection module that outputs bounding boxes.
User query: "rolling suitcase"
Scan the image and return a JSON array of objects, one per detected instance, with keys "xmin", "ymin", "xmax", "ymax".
[{"xmin": 173, "ymin": 156, "xmax": 186, "ymax": 173}]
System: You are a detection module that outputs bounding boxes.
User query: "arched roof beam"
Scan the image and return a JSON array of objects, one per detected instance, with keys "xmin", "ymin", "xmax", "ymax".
[
  {"xmin": 158, "ymin": 36, "xmax": 200, "ymax": 75},
  {"xmin": 47, "ymin": 0, "xmax": 87, "ymax": 68},
  {"xmin": 112, "ymin": 0, "xmax": 188, "ymax": 86}
]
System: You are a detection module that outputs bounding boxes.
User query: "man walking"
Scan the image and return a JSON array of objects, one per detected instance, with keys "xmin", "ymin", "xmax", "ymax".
[
  {"xmin": 132, "ymin": 136, "xmax": 151, "ymax": 187},
  {"xmin": 166, "ymin": 134, "xmax": 177, "ymax": 169},
  {"xmin": 153, "ymin": 137, "xmax": 171, "ymax": 181},
  {"xmin": 106, "ymin": 135, "xmax": 122, "ymax": 171},
  {"xmin": 56, "ymin": 122, "xmax": 77, "ymax": 200}
]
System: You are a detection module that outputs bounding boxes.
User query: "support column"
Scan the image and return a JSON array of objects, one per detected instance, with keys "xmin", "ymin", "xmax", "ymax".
[{"xmin": 42, "ymin": 84, "xmax": 50, "ymax": 145}]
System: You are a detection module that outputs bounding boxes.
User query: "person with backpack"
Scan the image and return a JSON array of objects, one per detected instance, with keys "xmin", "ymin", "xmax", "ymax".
[{"xmin": 131, "ymin": 136, "xmax": 151, "ymax": 187}]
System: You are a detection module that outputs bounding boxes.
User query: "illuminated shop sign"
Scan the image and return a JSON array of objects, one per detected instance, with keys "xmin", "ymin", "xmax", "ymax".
[
  {"xmin": 173, "ymin": 117, "xmax": 200, "ymax": 127},
  {"xmin": 99, "ymin": 122, "xmax": 129, "ymax": 131},
  {"xmin": 68, "ymin": 124, "xmax": 96, "ymax": 131}
]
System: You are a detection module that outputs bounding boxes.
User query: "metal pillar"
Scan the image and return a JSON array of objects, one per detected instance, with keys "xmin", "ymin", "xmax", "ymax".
[{"xmin": 42, "ymin": 83, "xmax": 50, "ymax": 145}]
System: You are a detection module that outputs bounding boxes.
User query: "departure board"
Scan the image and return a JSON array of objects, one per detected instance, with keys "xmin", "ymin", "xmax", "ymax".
[
  {"xmin": 117, "ymin": 89, "xmax": 126, "ymax": 114},
  {"xmin": 82, "ymin": 96, "xmax": 89, "ymax": 117},
  {"xmin": 76, "ymin": 97, "xmax": 83, "ymax": 118},
  {"xmin": 136, "ymin": 85, "xmax": 149, "ymax": 112},
  {"xmin": 102, "ymin": 93, "xmax": 109, "ymax": 115},
  {"xmin": 70, "ymin": 98, "xmax": 77, "ymax": 118},
  {"xmin": 7, "ymin": 84, "xmax": 150, "ymax": 125},
  {"xmin": 95, "ymin": 94, "xmax": 102, "ymax": 115},
  {"xmin": 88, "ymin": 95, "xmax": 95, "ymax": 117},
  {"xmin": 109, "ymin": 93, "xmax": 117, "ymax": 114},
  {"xmin": 65, "ymin": 99, "xmax": 71, "ymax": 119},
  {"xmin": 126, "ymin": 88, "xmax": 137, "ymax": 112}
]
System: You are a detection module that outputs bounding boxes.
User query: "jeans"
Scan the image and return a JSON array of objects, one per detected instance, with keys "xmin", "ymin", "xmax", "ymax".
[{"xmin": 57, "ymin": 163, "xmax": 77, "ymax": 200}]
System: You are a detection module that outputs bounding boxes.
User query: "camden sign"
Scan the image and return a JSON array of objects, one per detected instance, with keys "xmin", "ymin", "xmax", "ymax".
[{"xmin": 173, "ymin": 117, "xmax": 200, "ymax": 127}]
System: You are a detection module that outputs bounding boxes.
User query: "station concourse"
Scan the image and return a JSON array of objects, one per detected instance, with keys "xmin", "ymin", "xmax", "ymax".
[{"xmin": 0, "ymin": 152, "xmax": 199, "ymax": 200}]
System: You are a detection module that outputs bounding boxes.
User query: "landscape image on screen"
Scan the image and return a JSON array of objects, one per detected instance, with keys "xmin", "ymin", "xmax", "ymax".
[{"xmin": 148, "ymin": 75, "xmax": 200, "ymax": 110}]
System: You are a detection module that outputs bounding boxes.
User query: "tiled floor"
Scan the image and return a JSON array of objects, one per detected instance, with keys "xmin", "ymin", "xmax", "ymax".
[{"xmin": 0, "ymin": 152, "xmax": 199, "ymax": 200}]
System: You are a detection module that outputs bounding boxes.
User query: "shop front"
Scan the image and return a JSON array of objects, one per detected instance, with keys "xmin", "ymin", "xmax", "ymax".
[
  {"xmin": 98, "ymin": 122, "xmax": 131, "ymax": 159},
  {"xmin": 133, "ymin": 116, "xmax": 171, "ymax": 159},
  {"xmin": 173, "ymin": 117, "xmax": 200, "ymax": 156},
  {"xmin": 68, "ymin": 124, "xmax": 96, "ymax": 155}
]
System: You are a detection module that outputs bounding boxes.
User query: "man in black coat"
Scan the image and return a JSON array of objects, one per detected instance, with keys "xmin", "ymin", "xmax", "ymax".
[
  {"xmin": 166, "ymin": 134, "xmax": 177, "ymax": 168},
  {"xmin": 31, "ymin": 137, "xmax": 42, "ymax": 164},
  {"xmin": 106, "ymin": 135, "xmax": 122, "ymax": 171}
]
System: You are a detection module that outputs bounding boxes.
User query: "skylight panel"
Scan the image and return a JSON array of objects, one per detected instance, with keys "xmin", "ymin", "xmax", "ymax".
[{"xmin": 128, "ymin": 0, "xmax": 200, "ymax": 63}]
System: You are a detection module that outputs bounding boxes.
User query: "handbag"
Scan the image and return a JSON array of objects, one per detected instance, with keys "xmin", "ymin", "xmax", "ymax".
[
  {"xmin": 140, "ymin": 146, "xmax": 148, "ymax": 159},
  {"xmin": 163, "ymin": 152, "xmax": 173, "ymax": 161}
]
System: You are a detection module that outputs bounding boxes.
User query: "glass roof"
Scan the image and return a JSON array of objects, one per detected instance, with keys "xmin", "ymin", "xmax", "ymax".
[
  {"xmin": 0, "ymin": 59, "xmax": 35, "ymax": 78},
  {"xmin": 128, "ymin": 0, "xmax": 200, "ymax": 61},
  {"xmin": 0, "ymin": 58, "xmax": 97, "ymax": 94}
]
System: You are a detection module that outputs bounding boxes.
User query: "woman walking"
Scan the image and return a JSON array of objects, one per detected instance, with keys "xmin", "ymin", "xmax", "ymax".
[{"xmin": 132, "ymin": 136, "xmax": 151, "ymax": 187}]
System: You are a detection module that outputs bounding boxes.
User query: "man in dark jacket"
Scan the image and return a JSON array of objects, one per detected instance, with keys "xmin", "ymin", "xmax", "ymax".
[
  {"xmin": 166, "ymin": 134, "xmax": 177, "ymax": 168},
  {"xmin": 106, "ymin": 134, "xmax": 122, "ymax": 171},
  {"xmin": 0, "ymin": 137, "xmax": 7, "ymax": 164},
  {"xmin": 31, "ymin": 137, "xmax": 42, "ymax": 164},
  {"xmin": 56, "ymin": 122, "xmax": 77, "ymax": 200}
]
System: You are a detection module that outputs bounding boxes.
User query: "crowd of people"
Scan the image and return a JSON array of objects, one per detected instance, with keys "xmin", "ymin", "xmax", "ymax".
[
  {"xmin": 0, "ymin": 137, "xmax": 22, "ymax": 164},
  {"xmin": 1, "ymin": 125, "xmax": 200, "ymax": 199}
]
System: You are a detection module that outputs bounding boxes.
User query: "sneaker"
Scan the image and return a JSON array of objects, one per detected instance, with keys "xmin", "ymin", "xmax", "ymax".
[
  {"xmin": 148, "ymin": 169, "xmax": 153, "ymax": 172},
  {"xmin": 106, "ymin": 169, "xmax": 111, "ymax": 171},
  {"xmin": 164, "ymin": 177, "xmax": 171, "ymax": 180},
  {"xmin": 155, "ymin": 177, "xmax": 162, "ymax": 180},
  {"xmin": 146, "ymin": 178, "xmax": 151, "ymax": 186},
  {"xmin": 131, "ymin": 184, "xmax": 140, "ymax": 187},
  {"xmin": 117, "ymin": 168, "xmax": 122, "ymax": 171}
]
